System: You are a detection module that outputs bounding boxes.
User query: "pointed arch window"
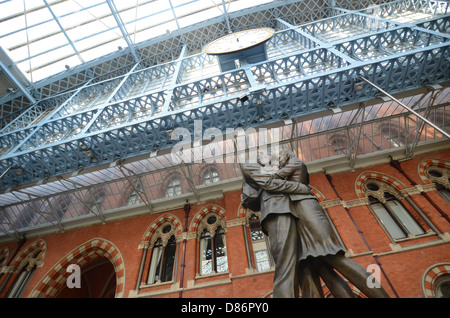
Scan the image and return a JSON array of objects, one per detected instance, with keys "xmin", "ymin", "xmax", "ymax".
[
  {"xmin": 366, "ymin": 182, "xmax": 424, "ymax": 240},
  {"xmin": 248, "ymin": 213, "xmax": 272, "ymax": 272},
  {"xmin": 434, "ymin": 274, "xmax": 450, "ymax": 298},
  {"xmin": 426, "ymin": 167, "xmax": 450, "ymax": 204},
  {"xmin": 199, "ymin": 215, "xmax": 228, "ymax": 275},
  {"xmin": 147, "ymin": 230, "xmax": 177, "ymax": 284},
  {"xmin": 7, "ymin": 250, "xmax": 42, "ymax": 298}
]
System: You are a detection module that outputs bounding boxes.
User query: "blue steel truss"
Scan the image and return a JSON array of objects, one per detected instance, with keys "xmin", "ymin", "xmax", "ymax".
[{"xmin": 0, "ymin": 0, "xmax": 449, "ymax": 191}]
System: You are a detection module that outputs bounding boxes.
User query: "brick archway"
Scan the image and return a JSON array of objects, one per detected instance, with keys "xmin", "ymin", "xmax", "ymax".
[
  {"xmin": 418, "ymin": 158, "xmax": 450, "ymax": 184},
  {"xmin": 189, "ymin": 204, "xmax": 226, "ymax": 233},
  {"xmin": 10, "ymin": 239, "xmax": 47, "ymax": 270},
  {"xmin": 29, "ymin": 238, "xmax": 125, "ymax": 298},
  {"xmin": 422, "ymin": 263, "xmax": 450, "ymax": 298},
  {"xmin": 142, "ymin": 213, "xmax": 183, "ymax": 242},
  {"xmin": 355, "ymin": 171, "xmax": 407, "ymax": 198}
]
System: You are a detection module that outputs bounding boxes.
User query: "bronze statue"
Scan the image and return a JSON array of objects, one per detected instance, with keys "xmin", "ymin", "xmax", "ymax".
[{"xmin": 241, "ymin": 149, "xmax": 390, "ymax": 298}]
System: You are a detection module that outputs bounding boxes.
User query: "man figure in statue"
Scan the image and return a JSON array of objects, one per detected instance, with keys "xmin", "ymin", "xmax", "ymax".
[
  {"xmin": 241, "ymin": 149, "xmax": 390, "ymax": 298},
  {"xmin": 241, "ymin": 151, "xmax": 334, "ymax": 298}
]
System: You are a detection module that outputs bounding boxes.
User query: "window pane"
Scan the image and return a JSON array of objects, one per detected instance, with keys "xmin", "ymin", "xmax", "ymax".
[
  {"xmin": 148, "ymin": 242, "xmax": 163, "ymax": 284},
  {"xmin": 200, "ymin": 231, "xmax": 212, "ymax": 275},
  {"xmin": 437, "ymin": 186, "xmax": 450, "ymax": 204},
  {"xmin": 166, "ymin": 178, "xmax": 181, "ymax": 197},
  {"xmin": 126, "ymin": 190, "xmax": 140, "ymax": 205},
  {"xmin": 255, "ymin": 250, "xmax": 271, "ymax": 272},
  {"xmin": 251, "ymin": 228, "xmax": 264, "ymax": 241},
  {"xmin": 372, "ymin": 203, "xmax": 406, "ymax": 239},
  {"xmin": 214, "ymin": 229, "xmax": 228, "ymax": 273},
  {"xmin": 203, "ymin": 169, "xmax": 220, "ymax": 184},
  {"xmin": 161, "ymin": 237, "xmax": 176, "ymax": 282},
  {"xmin": 386, "ymin": 200, "xmax": 424, "ymax": 236}
]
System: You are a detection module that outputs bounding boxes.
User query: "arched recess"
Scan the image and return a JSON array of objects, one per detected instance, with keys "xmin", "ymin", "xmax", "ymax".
[
  {"xmin": 1, "ymin": 239, "xmax": 47, "ymax": 298},
  {"xmin": 422, "ymin": 263, "xmax": 450, "ymax": 298},
  {"xmin": 29, "ymin": 238, "xmax": 125, "ymax": 298},
  {"xmin": 354, "ymin": 171, "xmax": 407, "ymax": 199},
  {"xmin": 417, "ymin": 158, "xmax": 450, "ymax": 185}
]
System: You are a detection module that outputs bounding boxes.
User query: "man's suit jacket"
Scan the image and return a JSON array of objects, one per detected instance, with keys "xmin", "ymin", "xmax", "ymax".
[
  {"xmin": 273, "ymin": 155, "xmax": 315, "ymax": 202},
  {"xmin": 240, "ymin": 162, "xmax": 311, "ymax": 228}
]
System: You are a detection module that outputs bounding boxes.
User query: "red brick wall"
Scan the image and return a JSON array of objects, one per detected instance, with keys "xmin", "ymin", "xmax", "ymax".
[{"xmin": 0, "ymin": 149, "xmax": 449, "ymax": 298}]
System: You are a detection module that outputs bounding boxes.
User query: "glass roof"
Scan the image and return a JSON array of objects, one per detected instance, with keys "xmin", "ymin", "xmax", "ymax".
[
  {"xmin": 0, "ymin": 0, "xmax": 273, "ymax": 83},
  {"xmin": 0, "ymin": 85, "xmax": 449, "ymax": 207}
]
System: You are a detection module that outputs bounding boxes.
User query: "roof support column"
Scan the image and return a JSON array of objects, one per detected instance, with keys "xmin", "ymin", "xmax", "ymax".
[
  {"xmin": 43, "ymin": 0, "xmax": 85, "ymax": 64},
  {"xmin": 0, "ymin": 59, "xmax": 36, "ymax": 104},
  {"xmin": 161, "ymin": 44, "xmax": 188, "ymax": 116},
  {"xmin": 106, "ymin": 0, "xmax": 140, "ymax": 63},
  {"xmin": 221, "ymin": 0, "xmax": 232, "ymax": 33}
]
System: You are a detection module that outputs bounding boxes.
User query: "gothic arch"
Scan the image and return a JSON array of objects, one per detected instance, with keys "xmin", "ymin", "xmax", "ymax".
[
  {"xmin": 418, "ymin": 158, "xmax": 450, "ymax": 185},
  {"xmin": 189, "ymin": 204, "xmax": 226, "ymax": 233},
  {"xmin": 142, "ymin": 213, "xmax": 183, "ymax": 244},
  {"xmin": 355, "ymin": 171, "xmax": 408, "ymax": 199},
  {"xmin": 29, "ymin": 238, "xmax": 125, "ymax": 298},
  {"xmin": 422, "ymin": 263, "xmax": 450, "ymax": 298},
  {"xmin": 10, "ymin": 239, "xmax": 47, "ymax": 271}
]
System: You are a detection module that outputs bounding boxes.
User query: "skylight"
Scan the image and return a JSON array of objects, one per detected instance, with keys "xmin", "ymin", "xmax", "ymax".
[{"xmin": 0, "ymin": 0, "xmax": 273, "ymax": 83}]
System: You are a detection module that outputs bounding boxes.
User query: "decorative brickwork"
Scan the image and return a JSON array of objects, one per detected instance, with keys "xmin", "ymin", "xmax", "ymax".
[
  {"xmin": 355, "ymin": 171, "xmax": 407, "ymax": 198},
  {"xmin": 189, "ymin": 204, "xmax": 226, "ymax": 233},
  {"xmin": 10, "ymin": 239, "xmax": 47, "ymax": 271},
  {"xmin": 309, "ymin": 186, "xmax": 325, "ymax": 202},
  {"xmin": 418, "ymin": 158, "xmax": 450, "ymax": 187},
  {"xmin": 142, "ymin": 213, "xmax": 183, "ymax": 244},
  {"xmin": 1, "ymin": 150, "xmax": 449, "ymax": 298},
  {"xmin": 29, "ymin": 238, "xmax": 125, "ymax": 298},
  {"xmin": 422, "ymin": 263, "xmax": 450, "ymax": 298}
]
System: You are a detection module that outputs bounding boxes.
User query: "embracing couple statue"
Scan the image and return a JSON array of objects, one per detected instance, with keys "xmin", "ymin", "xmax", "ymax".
[{"xmin": 240, "ymin": 149, "xmax": 389, "ymax": 298}]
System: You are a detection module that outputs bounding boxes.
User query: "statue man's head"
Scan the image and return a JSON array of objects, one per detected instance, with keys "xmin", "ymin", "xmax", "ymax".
[{"xmin": 278, "ymin": 151, "xmax": 290, "ymax": 168}]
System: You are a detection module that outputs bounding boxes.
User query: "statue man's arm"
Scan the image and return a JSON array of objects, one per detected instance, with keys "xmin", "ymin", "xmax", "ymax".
[
  {"xmin": 262, "ymin": 178, "xmax": 310, "ymax": 194},
  {"xmin": 240, "ymin": 163, "xmax": 310, "ymax": 194},
  {"xmin": 273, "ymin": 157, "xmax": 303, "ymax": 180}
]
